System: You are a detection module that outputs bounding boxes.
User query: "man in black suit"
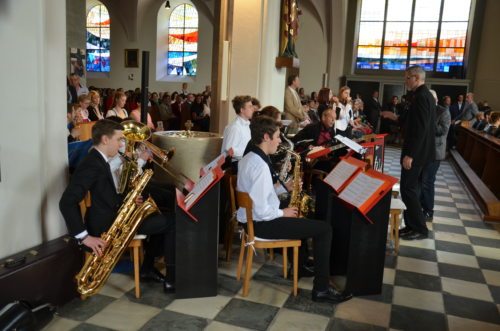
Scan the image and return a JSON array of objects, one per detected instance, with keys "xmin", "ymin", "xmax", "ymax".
[
  {"xmin": 59, "ymin": 119, "xmax": 176, "ymax": 292},
  {"xmin": 449, "ymin": 94, "xmax": 464, "ymax": 121},
  {"xmin": 364, "ymin": 90, "xmax": 382, "ymax": 133},
  {"xmin": 399, "ymin": 66, "xmax": 436, "ymax": 240}
]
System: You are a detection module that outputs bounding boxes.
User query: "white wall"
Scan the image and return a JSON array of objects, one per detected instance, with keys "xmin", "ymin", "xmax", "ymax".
[
  {"xmin": 295, "ymin": 1, "xmax": 328, "ymax": 95},
  {"xmin": 87, "ymin": 0, "xmax": 213, "ymax": 94},
  {"xmin": 0, "ymin": 0, "xmax": 68, "ymax": 259}
]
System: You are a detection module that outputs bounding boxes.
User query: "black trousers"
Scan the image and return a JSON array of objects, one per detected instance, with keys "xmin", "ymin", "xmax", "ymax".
[
  {"xmin": 400, "ymin": 164, "xmax": 428, "ymax": 235},
  {"xmin": 252, "ymin": 217, "xmax": 332, "ymax": 291},
  {"xmin": 137, "ymin": 211, "xmax": 176, "ymax": 281}
]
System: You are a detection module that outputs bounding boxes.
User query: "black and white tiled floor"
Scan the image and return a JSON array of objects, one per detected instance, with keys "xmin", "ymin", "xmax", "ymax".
[{"xmin": 44, "ymin": 147, "xmax": 500, "ymax": 330}]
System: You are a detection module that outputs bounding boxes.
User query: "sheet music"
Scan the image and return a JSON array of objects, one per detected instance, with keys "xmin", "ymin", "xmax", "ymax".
[
  {"xmin": 338, "ymin": 172, "xmax": 384, "ymax": 208},
  {"xmin": 334, "ymin": 135, "xmax": 366, "ymax": 154},
  {"xmin": 184, "ymin": 170, "xmax": 215, "ymax": 209},
  {"xmin": 324, "ymin": 160, "xmax": 358, "ymax": 191},
  {"xmin": 201, "ymin": 151, "xmax": 227, "ymax": 175}
]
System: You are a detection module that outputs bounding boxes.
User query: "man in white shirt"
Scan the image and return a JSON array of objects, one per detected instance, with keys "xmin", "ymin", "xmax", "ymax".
[
  {"xmin": 221, "ymin": 95, "xmax": 255, "ymax": 172},
  {"xmin": 237, "ymin": 115, "xmax": 353, "ymax": 304}
]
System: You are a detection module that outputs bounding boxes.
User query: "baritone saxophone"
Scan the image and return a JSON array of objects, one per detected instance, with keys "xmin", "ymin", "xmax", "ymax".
[{"xmin": 76, "ymin": 169, "xmax": 158, "ymax": 299}]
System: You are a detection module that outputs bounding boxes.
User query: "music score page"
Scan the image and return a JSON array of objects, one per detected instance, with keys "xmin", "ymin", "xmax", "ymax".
[
  {"xmin": 324, "ymin": 160, "xmax": 359, "ymax": 192},
  {"xmin": 338, "ymin": 172, "xmax": 384, "ymax": 208}
]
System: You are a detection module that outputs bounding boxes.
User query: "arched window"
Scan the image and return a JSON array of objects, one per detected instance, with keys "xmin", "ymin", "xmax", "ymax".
[
  {"xmin": 167, "ymin": 4, "xmax": 198, "ymax": 76},
  {"xmin": 86, "ymin": 3, "xmax": 110, "ymax": 72},
  {"xmin": 356, "ymin": 0, "xmax": 472, "ymax": 74}
]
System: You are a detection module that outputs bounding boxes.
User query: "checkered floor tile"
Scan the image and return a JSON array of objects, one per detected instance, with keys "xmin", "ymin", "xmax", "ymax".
[{"xmin": 44, "ymin": 147, "xmax": 500, "ymax": 331}]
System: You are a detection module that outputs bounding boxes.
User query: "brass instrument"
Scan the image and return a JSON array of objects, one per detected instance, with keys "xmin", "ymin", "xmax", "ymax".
[
  {"xmin": 118, "ymin": 120, "xmax": 175, "ymax": 193},
  {"xmin": 76, "ymin": 169, "xmax": 158, "ymax": 298},
  {"xmin": 283, "ymin": 147, "xmax": 314, "ymax": 217}
]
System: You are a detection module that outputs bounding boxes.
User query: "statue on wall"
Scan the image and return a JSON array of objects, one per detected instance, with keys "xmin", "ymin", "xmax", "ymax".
[{"xmin": 280, "ymin": 0, "xmax": 302, "ymax": 58}]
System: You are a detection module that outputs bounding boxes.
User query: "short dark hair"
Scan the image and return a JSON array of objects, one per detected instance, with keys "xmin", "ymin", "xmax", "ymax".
[
  {"xmin": 250, "ymin": 116, "xmax": 279, "ymax": 145},
  {"xmin": 251, "ymin": 97, "xmax": 261, "ymax": 109},
  {"xmin": 232, "ymin": 95, "xmax": 252, "ymax": 114},
  {"xmin": 258, "ymin": 105, "xmax": 281, "ymax": 120},
  {"xmin": 287, "ymin": 74, "xmax": 299, "ymax": 86},
  {"xmin": 91, "ymin": 119, "xmax": 124, "ymax": 145}
]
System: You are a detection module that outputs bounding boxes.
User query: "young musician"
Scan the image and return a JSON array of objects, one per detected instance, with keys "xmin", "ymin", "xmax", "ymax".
[
  {"xmin": 59, "ymin": 119, "xmax": 176, "ymax": 293},
  {"xmin": 237, "ymin": 116, "xmax": 353, "ymax": 304},
  {"xmin": 221, "ymin": 95, "xmax": 255, "ymax": 172}
]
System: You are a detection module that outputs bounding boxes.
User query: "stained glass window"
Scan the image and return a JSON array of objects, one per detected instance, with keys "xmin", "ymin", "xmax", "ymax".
[
  {"xmin": 356, "ymin": 0, "xmax": 472, "ymax": 74},
  {"xmin": 167, "ymin": 4, "xmax": 198, "ymax": 76},
  {"xmin": 86, "ymin": 3, "xmax": 110, "ymax": 72}
]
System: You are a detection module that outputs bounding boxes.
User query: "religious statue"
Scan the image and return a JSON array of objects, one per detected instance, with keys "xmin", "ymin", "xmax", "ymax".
[{"xmin": 280, "ymin": 0, "xmax": 302, "ymax": 58}]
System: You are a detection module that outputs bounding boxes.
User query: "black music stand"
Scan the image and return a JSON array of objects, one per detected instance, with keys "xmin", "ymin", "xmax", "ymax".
[
  {"xmin": 175, "ymin": 182, "xmax": 220, "ymax": 299},
  {"xmin": 315, "ymin": 180, "xmax": 391, "ymax": 295}
]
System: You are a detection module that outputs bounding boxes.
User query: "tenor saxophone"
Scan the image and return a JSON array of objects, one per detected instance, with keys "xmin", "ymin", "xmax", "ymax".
[
  {"xmin": 285, "ymin": 148, "xmax": 315, "ymax": 218},
  {"xmin": 76, "ymin": 169, "xmax": 158, "ymax": 299}
]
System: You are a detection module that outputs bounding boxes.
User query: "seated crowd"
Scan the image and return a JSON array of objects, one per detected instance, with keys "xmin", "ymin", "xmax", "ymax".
[{"xmin": 66, "ymin": 77, "xmax": 212, "ymax": 142}]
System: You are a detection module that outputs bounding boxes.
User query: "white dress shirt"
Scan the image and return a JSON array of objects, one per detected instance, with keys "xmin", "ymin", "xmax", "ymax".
[
  {"xmin": 236, "ymin": 151, "xmax": 284, "ymax": 222},
  {"xmin": 335, "ymin": 102, "xmax": 353, "ymax": 131},
  {"xmin": 221, "ymin": 115, "xmax": 251, "ymax": 160}
]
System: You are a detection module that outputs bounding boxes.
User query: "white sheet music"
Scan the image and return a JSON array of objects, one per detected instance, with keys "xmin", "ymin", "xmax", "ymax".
[
  {"xmin": 201, "ymin": 152, "xmax": 227, "ymax": 175},
  {"xmin": 184, "ymin": 170, "xmax": 215, "ymax": 209},
  {"xmin": 324, "ymin": 160, "xmax": 359, "ymax": 191},
  {"xmin": 334, "ymin": 135, "xmax": 366, "ymax": 154},
  {"xmin": 338, "ymin": 172, "xmax": 384, "ymax": 208}
]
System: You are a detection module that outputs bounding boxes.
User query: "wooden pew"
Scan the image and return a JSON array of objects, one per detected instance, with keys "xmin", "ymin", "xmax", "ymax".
[{"xmin": 452, "ymin": 126, "xmax": 500, "ymax": 222}]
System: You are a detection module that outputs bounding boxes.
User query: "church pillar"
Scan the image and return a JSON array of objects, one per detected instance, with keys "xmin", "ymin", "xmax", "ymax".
[
  {"xmin": 326, "ymin": 0, "xmax": 349, "ymax": 92},
  {"xmin": 212, "ymin": 0, "xmax": 287, "ymax": 134}
]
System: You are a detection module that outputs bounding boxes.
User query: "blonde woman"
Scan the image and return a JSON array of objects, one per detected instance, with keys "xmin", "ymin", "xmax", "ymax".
[
  {"xmin": 88, "ymin": 90, "xmax": 104, "ymax": 121},
  {"xmin": 333, "ymin": 86, "xmax": 354, "ymax": 137},
  {"xmin": 106, "ymin": 91, "xmax": 128, "ymax": 119}
]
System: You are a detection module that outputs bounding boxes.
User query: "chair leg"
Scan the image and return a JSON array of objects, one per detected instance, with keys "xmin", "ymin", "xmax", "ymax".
[
  {"xmin": 225, "ymin": 219, "xmax": 235, "ymax": 262},
  {"xmin": 242, "ymin": 246, "xmax": 254, "ymax": 297},
  {"xmin": 133, "ymin": 246, "xmax": 141, "ymax": 299},
  {"xmin": 394, "ymin": 212, "xmax": 400, "ymax": 254},
  {"xmin": 236, "ymin": 232, "xmax": 246, "ymax": 281},
  {"xmin": 293, "ymin": 246, "xmax": 298, "ymax": 296},
  {"xmin": 282, "ymin": 248, "xmax": 288, "ymax": 279},
  {"xmin": 269, "ymin": 249, "xmax": 274, "ymax": 261}
]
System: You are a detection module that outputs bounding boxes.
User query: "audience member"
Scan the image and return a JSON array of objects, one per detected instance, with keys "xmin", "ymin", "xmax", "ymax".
[
  {"xmin": 364, "ymin": 90, "xmax": 382, "ymax": 133},
  {"xmin": 106, "ymin": 91, "xmax": 128, "ymax": 119},
  {"xmin": 68, "ymin": 73, "xmax": 89, "ymax": 103},
  {"xmin": 420, "ymin": 90, "xmax": 451, "ymax": 222},
  {"xmin": 77, "ymin": 94, "xmax": 91, "ymax": 123},
  {"xmin": 284, "ymin": 74, "xmax": 306, "ymax": 133},
  {"xmin": 449, "ymin": 94, "xmax": 465, "ymax": 120},
  {"xmin": 88, "ymin": 90, "xmax": 104, "ymax": 121}
]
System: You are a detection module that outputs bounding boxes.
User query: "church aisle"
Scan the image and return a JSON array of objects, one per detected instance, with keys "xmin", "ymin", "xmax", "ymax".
[{"xmin": 43, "ymin": 147, "xmax": 500, "ymax": 331}]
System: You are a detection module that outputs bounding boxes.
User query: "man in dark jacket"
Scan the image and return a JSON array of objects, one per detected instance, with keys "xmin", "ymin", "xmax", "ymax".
[
  {"xmin": 420, "ymin": 90, "xmax": 451, "ymax": 221},
  {"xmin": 364, "ymin": 90, "xmax": 382, "ymax": 132},
  {"xmin": 399, "ymin": 66, "xmax": 436, "ymax": 240}
]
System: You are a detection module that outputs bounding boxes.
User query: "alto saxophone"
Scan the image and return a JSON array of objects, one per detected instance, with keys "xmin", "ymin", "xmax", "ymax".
[
  {"xmin": 76, "ymin": 169, "xmax": 158, "ymax": 299},
  {"xmin": 285, "ymin": 148, "xmax": 315, "ymax": 218}
]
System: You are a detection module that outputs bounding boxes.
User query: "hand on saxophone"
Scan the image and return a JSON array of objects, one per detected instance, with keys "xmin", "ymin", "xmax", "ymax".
[
  {"xmin": 134, "ymin": 195, "xmax": 144, "ymax": 206},
  {"xmin": 283, "ymin": 207, "xmax": 299, "ymax": 218},
  {"xmin": 83, "ymin": 236, "xmax": 107, "ymax": 257}
]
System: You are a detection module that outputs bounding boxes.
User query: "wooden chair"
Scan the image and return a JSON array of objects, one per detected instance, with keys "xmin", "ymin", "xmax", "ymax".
[
  {"xmin": 80, "ymin": 194, "xmax": 146, "ymax": 298},
  {"xmin": 235, "ymin": 191, "xmax": 301, "ymax": 297},
  {"xmin": 388, "ymin": 198, "xmax": 406, "ymax": 255}
]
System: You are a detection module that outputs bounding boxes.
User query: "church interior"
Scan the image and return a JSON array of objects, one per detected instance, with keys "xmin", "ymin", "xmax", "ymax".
[{"xmin": 0, "ymin": 0, "xmax": 499, "ymax": 330}]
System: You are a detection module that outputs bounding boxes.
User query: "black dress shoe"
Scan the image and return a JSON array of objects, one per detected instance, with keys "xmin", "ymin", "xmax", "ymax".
[
  {"xmin": 401, "ymin": 231, "xmax": 428, "ymax": 240},
  {"xmin": 312, "ymin": 287, "xmax": 353, "ymax": 304},
  {"xmin": 163, "ymin": 280, "xmax": 175, "ymax": 293},
  {"xmin": 140, "ymin": 268, "xmax": 166, "ymax": 283},
  {"xmin": 398, "ymin": 227, "xmax": 412, "ymax": 236}
]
